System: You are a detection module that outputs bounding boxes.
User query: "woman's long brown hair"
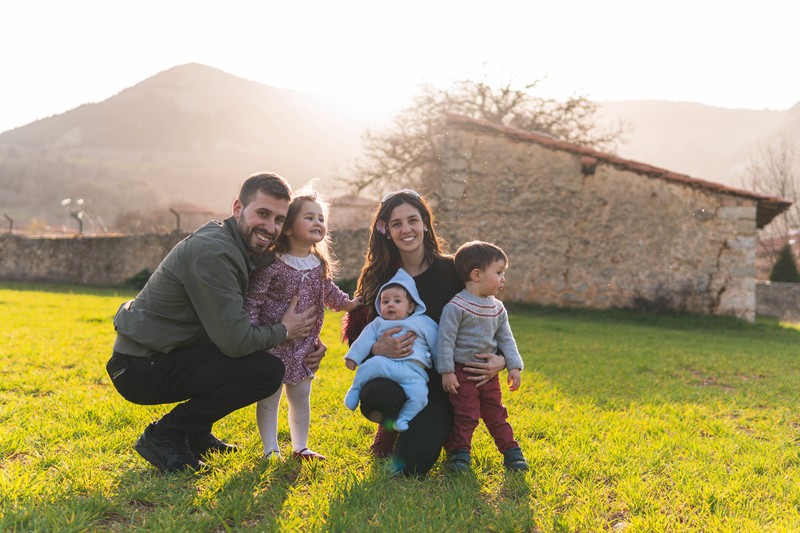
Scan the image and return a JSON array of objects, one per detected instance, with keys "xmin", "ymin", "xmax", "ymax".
[{"xmin": 355, "ymin": 191, "xmax": 447, "ymax": 313}]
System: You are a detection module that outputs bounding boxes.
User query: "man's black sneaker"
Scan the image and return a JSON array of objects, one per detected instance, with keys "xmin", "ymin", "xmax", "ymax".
[
  {"xmin": 187, "ymin": 432, "xmax": 239, "ymax": 460},
  {"xmin": 134, "ymin": 423, "xmax": 204, "ymax": 473}
]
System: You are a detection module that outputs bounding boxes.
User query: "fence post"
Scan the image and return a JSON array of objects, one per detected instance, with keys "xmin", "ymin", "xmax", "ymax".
[{"xmin": 170, "ymin": 208, "xmax": 181, "ymax": 232}]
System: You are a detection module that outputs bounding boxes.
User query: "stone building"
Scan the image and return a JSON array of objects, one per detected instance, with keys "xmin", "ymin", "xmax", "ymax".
[
  {"xmin": 329, "ymin": 195, "xmax": 376, "ymax": 230},
  {"xmin": 425, "ymin": 114, "xmax": 791, "ymax": 321}
]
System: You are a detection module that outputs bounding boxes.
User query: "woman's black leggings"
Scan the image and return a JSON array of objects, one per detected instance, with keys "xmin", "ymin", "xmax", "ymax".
[{"xmin": 359, "ymin": 369, "xmax": 453, "ymax": 476}]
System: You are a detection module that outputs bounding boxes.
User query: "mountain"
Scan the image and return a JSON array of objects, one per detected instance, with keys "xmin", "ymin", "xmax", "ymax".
[
  {"xmin": 1, "ymin": 63, "xmax": 797, "ymax": 231},
  {"xmin": 598, "ymin": 100, "xmax": 799, "ymax": 188},
  {"xmin": 0, "ymin": 63, "xmax": 368, "ymax": 228}
]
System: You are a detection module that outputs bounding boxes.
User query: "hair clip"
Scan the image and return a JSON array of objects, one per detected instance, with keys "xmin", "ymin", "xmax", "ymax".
[{"xmin": 381, "ymin": 189, "xmax": 420, "ymax": 204}]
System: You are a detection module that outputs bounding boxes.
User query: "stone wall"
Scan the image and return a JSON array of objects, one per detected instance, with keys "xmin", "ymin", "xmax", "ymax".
[
  {"xmin": 2, "ymin": 223, "xmax": 796, "ymax": 325},
  {"xmin": 756, "ymin": 281, "xmax": 800, "ymax": 322},
  {"xmin": 0, "ymin": 229, "xmax": 368, "ymax": 289},
  {"xmin": 0, "ymin": 232, "xmax": 186, "ymax": 286},
  {"xmin": 330, "ymin": 228, "xmax": 369, "ymax": 281},
  {"xmin": 427, "ymin": 121, "xmax": 761, "ymax": 320},
  {"xmin": 0, "ymin": 119, "xmax": 785, "ymax": 323}
]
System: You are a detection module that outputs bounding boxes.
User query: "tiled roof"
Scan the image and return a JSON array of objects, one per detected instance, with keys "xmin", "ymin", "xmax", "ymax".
[
  {"xmin": 445, "ymin": 113, "xmax": 792, "ymax": 229},
  {"xmin": 331, "ymin": 195, "xmax": 378, "ymax": 208}
]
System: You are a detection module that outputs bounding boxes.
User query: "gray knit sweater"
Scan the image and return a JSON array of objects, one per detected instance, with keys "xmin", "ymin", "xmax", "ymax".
[{"xmin": 434, "ymin": 289, "xmax": 524, "ymax": 374}]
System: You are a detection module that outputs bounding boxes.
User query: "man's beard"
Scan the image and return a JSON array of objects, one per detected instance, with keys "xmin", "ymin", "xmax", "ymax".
[{"xmin": 237, "ymin": 213, "xmax": 272, "ymax": 255}]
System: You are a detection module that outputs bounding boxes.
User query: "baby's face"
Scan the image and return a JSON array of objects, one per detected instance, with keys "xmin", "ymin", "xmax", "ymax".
[{"xmin": 379, "ymin": 287, "xmax": 414, "ymax": 320}]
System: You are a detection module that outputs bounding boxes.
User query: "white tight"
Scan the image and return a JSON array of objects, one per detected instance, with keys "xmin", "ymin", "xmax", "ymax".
[{"xmin": 256, "ymin": 378, "xmax": 313, "ymax": 455}]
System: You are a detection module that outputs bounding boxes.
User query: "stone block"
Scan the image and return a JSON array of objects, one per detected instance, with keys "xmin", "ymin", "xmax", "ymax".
[
  {"xmin": 718, "ymin": 206, "xmax": 756, "ymax": 221},
  {"xmin": 725, "ymin": 236, "xmax": 757, "ymax": 250}
]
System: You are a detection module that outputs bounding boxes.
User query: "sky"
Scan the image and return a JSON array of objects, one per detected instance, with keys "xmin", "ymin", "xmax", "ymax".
[{"xmin": 1, "ymin": 0, "xmax": 798, "ymax": 134}]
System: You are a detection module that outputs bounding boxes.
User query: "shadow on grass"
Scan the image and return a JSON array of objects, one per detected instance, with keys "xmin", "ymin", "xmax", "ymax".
[
  {"xmin": 84, "ymin": 458, "xmax": 304, "ymax": 530},
  {"xmin": 325, "ymin": 463, "xmax": 488, "ymax": 531}
]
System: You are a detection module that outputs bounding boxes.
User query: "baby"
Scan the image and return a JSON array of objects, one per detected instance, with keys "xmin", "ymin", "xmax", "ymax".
[{"xmin": 343, "ymin": 268, "xmax": 438, "ymax": 432}]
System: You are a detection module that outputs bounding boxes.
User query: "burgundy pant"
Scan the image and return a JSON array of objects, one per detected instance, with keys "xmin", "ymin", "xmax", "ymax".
[{"xmin": 444, "ymin": 364, "xmax": 518, "ymax": 454}]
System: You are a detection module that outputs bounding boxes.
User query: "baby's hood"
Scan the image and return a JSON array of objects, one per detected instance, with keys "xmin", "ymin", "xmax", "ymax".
[{"xmin": 375, "ymin": 268, "xmax": 427, "ymax": 318}]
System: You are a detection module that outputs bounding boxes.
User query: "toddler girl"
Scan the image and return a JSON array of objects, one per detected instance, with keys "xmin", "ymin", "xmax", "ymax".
[{"xmin": 245, "ymin": 188, "xmax": 361, "ymax": 460}]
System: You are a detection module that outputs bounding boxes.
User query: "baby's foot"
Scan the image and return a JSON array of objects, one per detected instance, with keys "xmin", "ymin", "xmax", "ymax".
[{"xmin": 344, "ymin": 389, "xmax": 359, "ymax": 410}]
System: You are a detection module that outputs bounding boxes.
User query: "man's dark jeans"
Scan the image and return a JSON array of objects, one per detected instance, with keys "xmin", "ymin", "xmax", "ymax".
[{"xmin": 107, "ymin": 345, "xmax": 284, "ymax": 436}]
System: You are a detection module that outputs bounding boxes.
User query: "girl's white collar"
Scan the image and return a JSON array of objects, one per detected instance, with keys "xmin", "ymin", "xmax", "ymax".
[{"xmin": 277, "ymin": 252, "xmax": 321, "ymax": 271}]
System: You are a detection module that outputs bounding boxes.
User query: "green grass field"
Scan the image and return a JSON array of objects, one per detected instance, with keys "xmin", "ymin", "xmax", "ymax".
[{"xmin": 2, "ymin": 282, "xmax": 800, "ymax": 532}]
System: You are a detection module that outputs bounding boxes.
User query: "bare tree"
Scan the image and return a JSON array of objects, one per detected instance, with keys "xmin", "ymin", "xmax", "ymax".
[
  {"xmin": 345, "ymin": 76, "xmax": 627, "ymax": 195},
  {"xmin": 744, "ymin": 136, "xmax": 800, "ymax": 277},
  {"xmin": 745, "ymin": 137, "xmax": 800, "ymax": 240}
]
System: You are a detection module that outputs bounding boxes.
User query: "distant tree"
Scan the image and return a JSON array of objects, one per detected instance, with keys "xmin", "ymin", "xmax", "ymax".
[
  {"xmin": 745, "ymin": 137, "xmax": 800, "ymax": 240},
  {"xmin": 345, "ymin": 76, "xmax": 627, "ymax": 195},
  {"xmin": 744, "ymin": 137, "xmax": 800, "ymax": 274},
  {"xmin": 769, "ymin": 243, "xmax": 800, "ymax": 282}
]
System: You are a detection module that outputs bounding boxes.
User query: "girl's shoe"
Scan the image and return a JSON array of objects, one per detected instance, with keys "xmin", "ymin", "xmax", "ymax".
[
  {"xmin": 264, "ymin": 450, "xmax": 282, "ymax": 461},
  {"xmin": 292, "ymin": 448, "xmax": 326, "ymax": 461},
  {"xmin": 503, "ymin": 446, "xmax": 529, "ymax": 472},
  {"xmin": 369, "ymin": 425, "xmax": 399, "ymax": 458}
]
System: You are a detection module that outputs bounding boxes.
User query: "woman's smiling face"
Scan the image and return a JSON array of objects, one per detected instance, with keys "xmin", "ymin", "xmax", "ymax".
[{"xmin": 387, "ymin": 202, "xmax": 426, "ymax": 256}]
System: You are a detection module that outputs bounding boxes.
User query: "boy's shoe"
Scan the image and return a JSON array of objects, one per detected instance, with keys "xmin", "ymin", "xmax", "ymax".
[
  {"xmin": 448, "ymin": 449, "xmax": 471, "ymax": 472},
  {"xmin": 503, "ymin": 446, "xmax": 529, "ymax": 472},
  {"xmin": 134, "ymin": 423, "xmax": 204, "ymax": 473},
  {"xmin": 187, "ymin": 432, "xmax": 238, "ymax": 460},
  {"xmin": 369, "ymin": 426, "xmax": 399, "ymax": 459},
  {"xmin": 292, "ymin": 448, "xmax": 326, "ymax": 461}
]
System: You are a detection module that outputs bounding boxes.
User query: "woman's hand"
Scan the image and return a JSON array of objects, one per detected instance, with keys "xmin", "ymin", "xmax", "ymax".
[
  {"xmin": 371, "ymin": 327, "xmax": 416, "ymax": 358},
  {"xmin": 303, "ymin": 339, "xmax": 327, "ymax": 372},
  {"xmin": 462, "ymin": 353, "xmax": 506, "ymax": 387}
]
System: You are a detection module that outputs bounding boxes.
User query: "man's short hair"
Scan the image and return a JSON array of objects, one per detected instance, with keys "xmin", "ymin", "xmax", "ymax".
[
  {"xmin": 454, "ymin": 241, "xmax": 508, "ymax": 282},
  {"xmin": 238, "ymin": 172, "xmax": 292, "ymax": 206}
]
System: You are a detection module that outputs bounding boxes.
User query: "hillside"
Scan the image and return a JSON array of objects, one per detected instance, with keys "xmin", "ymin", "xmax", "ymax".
[
  {"xmin": 598, "ymin": 100, "xmax": 799, "ymax": 188},
  {"xmin": 1, "ymin": 63, "xmax": 797, "ymax": 231},
  {"xmin": 0, "ymin": 63, "xmax": 367, "ymax": 227}
]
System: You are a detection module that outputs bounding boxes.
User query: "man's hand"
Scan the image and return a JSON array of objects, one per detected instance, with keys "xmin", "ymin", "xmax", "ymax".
[
  {"xmin": 507, "ymin": 368, "xmax": 521, "ymax": 391},
  {"xmin": 462, "ymin": 353, "xmax": 506, "ymax": 387},
  {"xmin": 303, "ymin": 339, "xmax": 327, "ymax": 372},
  {"xmin": 442, "ymin": 372, "xmax": 460, "ymax": 394},
  {"xmin": 281, "ymin": 296, "xmax": 316, "ymax": 341},
  {"xmin": 371, "ymin": 327, "xmax": 415, "ymax": 358},
  {"xmin": 345, "ymin": 358, "xmax": 357, "ymax": 371}
]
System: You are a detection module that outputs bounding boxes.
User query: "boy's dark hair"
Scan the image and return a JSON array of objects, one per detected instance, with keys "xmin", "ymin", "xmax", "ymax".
[
  {"xmin": 454, "ymin": 241, "xmax": 508, "ymax": 282},
  {"xmin": 238, "ymin": 172, "xmax": 292, "ymax": 206}
]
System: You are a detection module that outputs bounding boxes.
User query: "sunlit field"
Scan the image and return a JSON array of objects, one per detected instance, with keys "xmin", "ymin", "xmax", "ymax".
[{"xmin": 2, "ymin": 282, "xmax": 800, "ymax": 532}]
